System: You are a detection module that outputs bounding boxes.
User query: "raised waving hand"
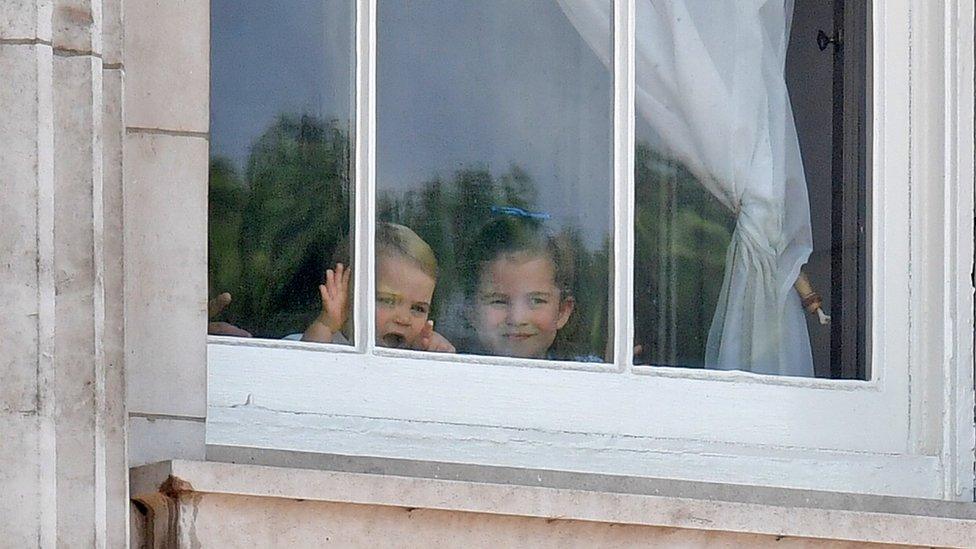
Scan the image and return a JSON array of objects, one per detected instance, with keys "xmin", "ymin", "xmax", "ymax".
[{"xmin": 302, "ymin": 263, "xmax": 351, "ymax": 343}]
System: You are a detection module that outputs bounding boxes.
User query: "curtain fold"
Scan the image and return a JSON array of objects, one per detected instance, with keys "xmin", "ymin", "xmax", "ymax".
[{"xmin": 557, "ymin": 0, "xmax": 813, "ymax": 376}]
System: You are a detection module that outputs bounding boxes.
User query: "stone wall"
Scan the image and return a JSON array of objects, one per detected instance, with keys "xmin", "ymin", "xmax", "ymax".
[
  {"xmin": 1, "ymin": 0, "xmax": 211, "ymax": 544},
  {"xmin": 130, "ymin": 460, "xmax": 976, "ymax": 548},
  {"xmin": 142, "ymin": 493, "xmax": 898, "ymax": 549},
  {"xmin": 122, "ymin": 0, "xmax": 208, "ymax": 469},
  {"xmin": 0, "ymin": 0, "xmax": 127, "ymax": 546}
]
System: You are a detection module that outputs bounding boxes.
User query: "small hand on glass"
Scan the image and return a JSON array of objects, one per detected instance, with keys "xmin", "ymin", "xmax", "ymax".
[
  {"xmin": 413, "ymin": 320, "xmax": 456, "ymax": 353},
  {"xmin": 303, "ymin": 263, "xmax": 351, "ymax": 343},
  {"xmin": 207, "ymin": 292, "xmax": 252, "ymax": 337}
]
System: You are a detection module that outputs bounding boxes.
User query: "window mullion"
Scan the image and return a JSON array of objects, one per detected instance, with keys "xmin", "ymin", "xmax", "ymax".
[
  {"xmin": 354, "ymin": 0, "xmax": 377, "ymax": 353},
  {"xmin": 612, "ymin": 0, "xmax": 636, "ymax": 371}
]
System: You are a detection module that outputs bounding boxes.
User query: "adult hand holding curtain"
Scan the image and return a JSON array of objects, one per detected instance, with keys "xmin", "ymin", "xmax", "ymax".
[{"xmin": 557, "ymin": 0, "xmax": 814, "ymax": 376}]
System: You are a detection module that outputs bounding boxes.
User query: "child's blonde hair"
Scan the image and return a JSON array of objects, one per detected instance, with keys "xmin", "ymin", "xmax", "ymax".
[{"xmin": 376, "ymin": 222, "xmax": 438, "ymax": 279}]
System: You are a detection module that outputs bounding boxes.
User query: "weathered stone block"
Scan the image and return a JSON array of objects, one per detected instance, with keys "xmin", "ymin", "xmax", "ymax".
[
  {"xmin": 52, "ymin": 0, "xmax": 101, "ymax": 54},
  {"xmin": 0, "ymin": 413, "xmax": 56, "ymax": 548},
  {"xmin": 52, "ymin": 52, "xmax": 102, "ymax": 548},
  {"xmin": 124, "ymin": 0, "xmax": 208, "ymax": 132},
  {"xmin": 0, "ymin": 44, "xmax": 53, "ymax": 414},
  {"xmin": 101, "ymin": 0, "xmax": 122, "ymax": 66},
  {"xmin": 102, "ymin": 65, "xmax": 129, "ymax": 549},
  {"xmin": 123, "ymin": 131, "xmax": 208, "ymax": 418},
  {"xmin": 103, "ymin": 69, "xmax": 124, "ymax": 370},
  {"xmin": 128, "ymin": 416, "xmax": 205, "ymax": 467},
  {"xmin": 0, "ymin": 0, "xmax": 52, "ymax": 41}
]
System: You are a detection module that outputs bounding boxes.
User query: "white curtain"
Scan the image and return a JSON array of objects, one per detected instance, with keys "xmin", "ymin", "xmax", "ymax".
[{"xmin": 557, "ymin": 0, "xmax": 814, "ymax": 376}]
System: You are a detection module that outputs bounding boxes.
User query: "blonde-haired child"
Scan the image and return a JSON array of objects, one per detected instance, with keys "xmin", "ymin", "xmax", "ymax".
[{"xmin": 302, "ymin": 222, "xmax": 454, "ymax": 352}]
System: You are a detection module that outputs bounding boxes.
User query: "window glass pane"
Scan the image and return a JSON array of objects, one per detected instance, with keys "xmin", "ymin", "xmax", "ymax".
[
  {"xmin": 376, "ymin": 0, "xmax": 613, "ymax": 361},
  {"xmin": 209, "ymin": 0, "xmax": 355, "ymax": 343},
  {"xmin": 627, "ymin": 0, "xmax": 868, "ymax": 378}
]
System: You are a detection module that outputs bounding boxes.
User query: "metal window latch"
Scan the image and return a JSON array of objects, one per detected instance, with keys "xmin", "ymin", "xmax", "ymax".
[{"xmin": 817, "ymin": 29, "xmax": 843, "ymax": 52}]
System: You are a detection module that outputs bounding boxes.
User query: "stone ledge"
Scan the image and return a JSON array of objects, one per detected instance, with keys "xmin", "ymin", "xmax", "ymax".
[{"xmin": 131, "ymin": 456, "xmax": 976, "ymax": 547}]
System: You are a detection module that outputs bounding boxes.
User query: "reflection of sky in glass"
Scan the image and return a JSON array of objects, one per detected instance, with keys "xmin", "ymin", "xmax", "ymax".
[
  {"xmin": 377, "ymin": 0, "xmax": 613, "ymax": 247},
  {"xmin": 211, "ymin": 0, "xmax": 611, "ymax": 243},
  {"xmin": 210, "ymin": 0, "xmax": 354, "ymax": 173}
]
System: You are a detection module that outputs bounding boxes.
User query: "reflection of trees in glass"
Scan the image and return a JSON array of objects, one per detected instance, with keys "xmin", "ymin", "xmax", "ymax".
[
  {"xmin": 209, "ymin": 157, "xmax": 246, "ymax": 300},
  {"xmin": 209, "ymin": 119, "xmax": 730, "ymax": 359},
  {"xmin": 209, "ymin": 114, "xmax": 350, "ymax": 337},
  {"xmin": 634, "ymin": 142, "xmax": 734, "ymax": 367},
  {"xmin": 380, "ymin": 167, "xmax": 611, "ymax": 361}
]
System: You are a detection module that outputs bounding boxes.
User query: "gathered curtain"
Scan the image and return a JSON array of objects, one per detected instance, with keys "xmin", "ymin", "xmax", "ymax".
[{"xmin": 557, "ymin": 0, "xmax": 814, "ymax": 376}]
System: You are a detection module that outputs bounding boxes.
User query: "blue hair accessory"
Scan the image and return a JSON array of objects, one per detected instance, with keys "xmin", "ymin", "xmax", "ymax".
[{"xmin": 490, "ymin": 205, "xmax": 551, "ymax": 220}]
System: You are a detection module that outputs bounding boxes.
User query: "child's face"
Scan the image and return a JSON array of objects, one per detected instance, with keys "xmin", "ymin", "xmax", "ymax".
[
  {"xmin": 375, "ymin": 254, "xmax": 435, "ymax": 348},
  {"xmin": 474, "ymin": 253, "xmax": 574, "ymax": 359}
]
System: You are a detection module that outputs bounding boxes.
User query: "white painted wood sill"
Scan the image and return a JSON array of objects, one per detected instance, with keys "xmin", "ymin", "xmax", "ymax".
[{"xmin": 130, "ymin": 452, "xmax": 976, "ymax": 548}]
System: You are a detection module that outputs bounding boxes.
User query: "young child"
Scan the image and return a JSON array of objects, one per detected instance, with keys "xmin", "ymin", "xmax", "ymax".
[
  {"xmin": 465, "ymin": 213, "xmax": 576, "ymax": 359},
  {"xmin": 301, "ymin": 223, "xmax": 454, "ymax": 352}
]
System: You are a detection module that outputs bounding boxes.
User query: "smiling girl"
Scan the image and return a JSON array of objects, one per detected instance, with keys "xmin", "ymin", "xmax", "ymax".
[{"xmin": 465, "ymin": 213, "xmax": 577, "ymax": 360}]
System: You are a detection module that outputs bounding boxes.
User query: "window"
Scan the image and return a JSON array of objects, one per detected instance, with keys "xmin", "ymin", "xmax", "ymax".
[
  {"xmin": 627, "ymin": 1, "xmax": 869, "ymax": 379},
  {"xmin": 375, "ymin": 0, "xmax": 612, "ymax": 362},
  {"xmin": 208, "ymin": 0, "xmax": 355, "ymax": 343},
  {"xmin": 206, "ymin": 0, "xmax": 975, "ymax": 501}
]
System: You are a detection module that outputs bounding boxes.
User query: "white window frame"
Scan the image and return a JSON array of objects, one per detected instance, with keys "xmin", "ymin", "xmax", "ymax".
[{"xmin": 206, "ymin": 0, "xmax": 976, "ymax": 501}]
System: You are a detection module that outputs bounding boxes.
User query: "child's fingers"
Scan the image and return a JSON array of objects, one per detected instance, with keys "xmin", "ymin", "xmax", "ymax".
[
  {"xmin": 208, "ymin": 292, "xmax": 232, "ymax": 318},
  {"xmin": 414, "ymin": 320, "xmax": 434, "ymax": 350},
  {"xmin": 431, "ymin": 339, "xmax": 455, "ymax": 353},
  {"xmin": 333, "ymin": 264, "xmax": 346, "ymax": 293},
  {"xmin": 326, "ymin": 269, "xmax": 338, "ymax": 299},
  {"xmin": 318, "ymin": 284, "xmax": 329, "ymax": 304},
  {"xmin": 330, "ymin": 264, "xmax": 349, "ymax": 296},
  {"xmin": 208, "ymin": 321, "xmax": 252, "ymax": 338},
  {"xmin": 427, "ymin": 330, "xmax": 456, "ymax": 353}
]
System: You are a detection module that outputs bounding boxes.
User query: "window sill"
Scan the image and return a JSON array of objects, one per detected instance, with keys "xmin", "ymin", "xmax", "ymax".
[{"xmin": 130, "ymin": 450, "xmax": 976, "ymax": 547}]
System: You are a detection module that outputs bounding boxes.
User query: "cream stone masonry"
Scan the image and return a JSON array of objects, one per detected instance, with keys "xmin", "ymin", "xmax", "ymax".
[
  {"xmin": 52, "ymin": 0, "xmax": 101, "ymax": 54},
  {"xmin": 123, "ymin": 0, "xmax": 208, "ymax": 133},
  {"xmin": 53, "ymin": 51, "xmax": 105, "ymax": 547},
  {"xmin": 0, "ymin": 0, "xmax": 127, "ymax": 546},
  {"xmin": 100, "ymin": 0, "xmax": 121, "ymax": 66},
  {"xmin": 139, "ymin": 494, "xmax": 902, "ymax": 548},
  {"xmin": 122, "ymin": 0, "xmax": 209, "ymax": 469},
  {"xmin": 1, "ymin": 43, "xmax": 49, "ymax": 416},
  {"xmin": 0, "ymin": 35, "xmax": 57, "ymax": 547},
  {"xmin": 128, "ymin": 416, "xmax": 205, "ymax": 467},
  {"xmin": 0, "ymin": 0, "xmax": 53, "ymax": 41},
  {"xmin": 100, "ymin": 0, "xmax": 127, "ymax": 542},
  {"xmin": 122, "ymin": 132, "xmax": 208, "ymax": 424},
  {"xmin": 131, "ymin": 459, "xmax": 976, "ymax": 548}
]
